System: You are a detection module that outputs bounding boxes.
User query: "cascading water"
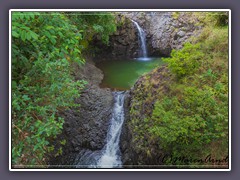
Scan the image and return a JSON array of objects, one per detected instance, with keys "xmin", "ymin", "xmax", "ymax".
[
  {"xmin": 97, "ymin": 91, "xmax": 125, "ymax": 168},
  {"xmin": 131, "ymin": 20, "xmax": 148, "ymax": 58},
  {"xmin": 75, "ymin": 91, "xmax": 126, "ymax": 168}
]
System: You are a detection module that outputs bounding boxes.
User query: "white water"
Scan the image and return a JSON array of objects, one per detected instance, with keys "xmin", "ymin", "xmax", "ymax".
[
  {"xmin": 75, "ymin": 91, "xmax": 126, "ymax": 168},
  {"xmin": 131, "ymin": 20, "xmax": 148, "ymax": 58},
  {"xmin": 97, "ymin": 91, "xmax": 126, "ymax": 168}
]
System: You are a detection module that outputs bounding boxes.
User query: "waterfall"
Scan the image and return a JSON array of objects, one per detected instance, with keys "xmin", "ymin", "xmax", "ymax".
[
  {"xmin": 97, "ymin": 91, "xmax": 125, "ymax": 168},
  {"xmin": 131, "ymin": 20, "xmax": 148, "ymax": 58},
  {"xmin": 75, "ymin": 91, "xmax": 126, "ymax": 168}
]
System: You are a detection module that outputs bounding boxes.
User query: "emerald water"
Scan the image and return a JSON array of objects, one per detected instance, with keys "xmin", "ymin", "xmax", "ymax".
[{"xmin": 96, "ymin": 57, "xmax": 164, "ymax": 90}]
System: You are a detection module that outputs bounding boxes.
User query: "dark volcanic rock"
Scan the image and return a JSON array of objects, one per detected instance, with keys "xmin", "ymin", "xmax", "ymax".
[
  {"xmin": 119, "ymin": 90, "xmax": 135, "ymax": 165},
  {"xmin": 48, "ymin": 60, "xmax": 114, "ymax": 166},
  {"xmin": 92, "ymin": 12, "xmax": 202, "ymax": 60},
  {"xmin": 120, "ymin": 66, "xmax": 173, "ymax": 167},
  {"xmin": 63, "ymin": 85, "xmax": 113, "ymax": 152},
  {"xmin": 91, "ymin": 14, "xmax": 139, "ymax": 61}
]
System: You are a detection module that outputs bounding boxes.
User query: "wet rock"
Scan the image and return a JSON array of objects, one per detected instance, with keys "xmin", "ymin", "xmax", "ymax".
[
  {"xmin": 74, "ymin": 149, "xmax": 103, "ymax": 168},
  {"xmin": 48, "ymin": 60, "xmax": 114, "ymax": 166},
  {"xmin": 92, "ymin": 15, "xmax": 139, "ymax": 61},
  {"xmin": 93, "ymin": 12, "xmax": 202, "ymax": 59}
]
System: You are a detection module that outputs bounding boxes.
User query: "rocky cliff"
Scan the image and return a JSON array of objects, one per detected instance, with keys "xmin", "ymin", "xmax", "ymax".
[
  {"xmin": 91, "ymin": 14, "xmax": 139, "ymax": 61},
  {"xmin": 93, "ymin": 12, "xmax": 201, "ymax": 61},
  {"xmin": 48, "ymin": 60, "xmax": 114, "ymax": 166},
  {"xmin": 123, "ymin": 12, "xmax": 201, "ymax": 56},
  {"xmin": 120, "ymin": 65, "xmax": 174, "ymax": 167}
]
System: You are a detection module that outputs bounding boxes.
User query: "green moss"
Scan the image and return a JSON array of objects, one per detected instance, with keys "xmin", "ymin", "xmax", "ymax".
[{"xmin": 172, "ymin": 12, "xmax": 180, "ymax": 19}]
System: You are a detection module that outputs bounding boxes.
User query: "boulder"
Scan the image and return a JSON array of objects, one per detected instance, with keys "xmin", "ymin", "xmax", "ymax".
[{"xmin": 48, "ymin": 60, "xmax": 114, "ymax": 166}]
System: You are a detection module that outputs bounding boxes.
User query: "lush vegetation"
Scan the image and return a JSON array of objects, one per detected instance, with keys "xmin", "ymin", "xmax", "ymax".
[
  {"xmin": 12, "ymin": 11, "xmax": 229, "ymax": 168},
  {"xmin": 130, "ymin": 12, "xmax": 229, "ymax": 167},
  {"xmin": 11, "ymin": 12, "xmax": 116, "ymax": 166}
]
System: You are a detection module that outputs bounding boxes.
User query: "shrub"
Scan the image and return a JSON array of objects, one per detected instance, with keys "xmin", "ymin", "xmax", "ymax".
[
  {"xmin": 11, "ymin": 12, "xmax": 116, "ymax": 166},
  {"xmin": 163, "ymin": 43, "xmax": 204, "ymax": 78}
]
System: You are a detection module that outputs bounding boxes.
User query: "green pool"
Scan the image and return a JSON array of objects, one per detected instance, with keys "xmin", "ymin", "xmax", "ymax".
[{"xmin": 96, "ymin": 57, "xmax": 164, "ymax": 90}]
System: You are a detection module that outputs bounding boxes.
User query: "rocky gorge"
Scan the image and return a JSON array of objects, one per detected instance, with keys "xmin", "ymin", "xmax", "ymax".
[
  {"xmin": 48, "ymin": 59, "xmax": 114, "ymax": 166},
  {"xmin": 49, "ymin": 12, "xmax": 202, "ymax": 167}
]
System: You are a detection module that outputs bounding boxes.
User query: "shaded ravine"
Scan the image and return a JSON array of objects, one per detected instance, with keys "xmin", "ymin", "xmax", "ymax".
[
  {"xmin": 73, "ymin": 21, "xmax": 155, "ymax": 168},
  {"xmin": 49, "ymin": 13, "xmax": 203, "ymax": 168},
  {"xmin": 75, "ymin": 91, "xmax": 126, "ymax": 168}
]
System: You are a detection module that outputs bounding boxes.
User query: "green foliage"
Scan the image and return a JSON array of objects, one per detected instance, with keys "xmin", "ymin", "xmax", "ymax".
[
  {"xmin": 129, "ymin": 12, "xmax": 229, "ymax": 166},
  {"xmin": 204, "ymin": 12, "xmax": 229, "ymax": 27},
  {"xmin": 163, "ymin": 43, "xmax": 204, "ymax": 78},
  {"xmin": 197, "ymin": 26, "xmax": 228, "ymax": 59},
  {"xmin": 150, "ymin": 82, "xmax": 228, "ymax": 160},
  {"xmin": 172, "ymin": 12, "xmax": 180, "ymax": 19},
  {"xmin": 149, "ymin": 13, "xmax": 229, "ymax": 165},
  {"xmin": 11, "ymin": 12, "xmax": 116, "ymax": 166},
  {"xmin": 60, "ymin": 139, "xmax": 67, "ymax": 145},
  {"xmin": 193, "ymin": 12, "xmax": 228, "ymax": 28},
  {"xmin": 65, "ymin": 12, "xmax": 117, "ymax": 46}
]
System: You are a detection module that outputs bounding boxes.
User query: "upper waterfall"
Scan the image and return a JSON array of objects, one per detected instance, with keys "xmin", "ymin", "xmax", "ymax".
[{"xmin": 131, "ymin": 19, "xmax": 148, "ymax": 58}]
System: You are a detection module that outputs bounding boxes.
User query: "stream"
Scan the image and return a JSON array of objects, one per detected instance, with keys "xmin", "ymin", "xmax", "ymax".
[
  {"xmin": 75, "ymin": 91, "xmax": 126, "ymax": 168},
  {"xmin": 97, "ymin": 91, "xmax": 126, "ymax": 168},
  {"xmin": 74, "ymin": 19, "xmax": 163, "ymax": 168}
]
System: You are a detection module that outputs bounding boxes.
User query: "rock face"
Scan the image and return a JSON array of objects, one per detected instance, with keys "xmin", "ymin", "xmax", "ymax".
[
  {"xmin": 110, "ymin": 15, "xmax": 138, "ymax": 58},
  {"xmin": 119, "ymin": 12, "xmax": 202, "ymax": 57},
  {"xmin": 92, "ymin": 14, "xmax": 139, "ymax": 61},
  {"xmin": 93, "ymin": 12, "xmax": 201, "ymax": 60},
  {"xmin": 149, "ymin": 12, "xmax": 201, "ymax": 56},
  {"xmin": 120, "ymin": 66, "xmax": 174, "ymax": 167},
  {"xmin": 48, "ymin": 60, "xmax": 114, "ymax": 166}
]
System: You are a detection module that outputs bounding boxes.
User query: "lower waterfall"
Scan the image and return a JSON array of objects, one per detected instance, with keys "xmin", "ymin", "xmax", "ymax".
[{"xmin": 75, "ymin": 91, "xmax": 126, "ymax": 168}]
